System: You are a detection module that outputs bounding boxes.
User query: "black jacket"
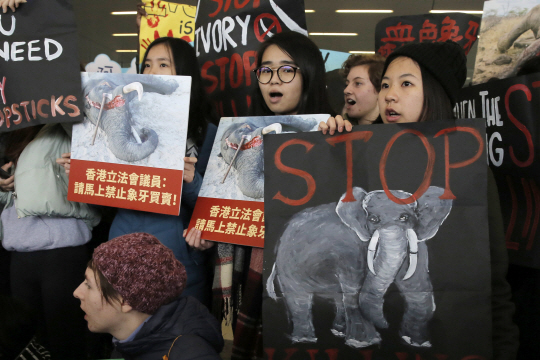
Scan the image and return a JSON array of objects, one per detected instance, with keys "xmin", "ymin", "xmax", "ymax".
[{"xmin": 113, "ymin": 296, "xmax": 224, "ymax": 360}]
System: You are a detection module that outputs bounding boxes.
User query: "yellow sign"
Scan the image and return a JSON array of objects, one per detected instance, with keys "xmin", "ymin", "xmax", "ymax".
[{"xmin": 139, "ymin": 1, "xmax": 197, "ymax": 62}]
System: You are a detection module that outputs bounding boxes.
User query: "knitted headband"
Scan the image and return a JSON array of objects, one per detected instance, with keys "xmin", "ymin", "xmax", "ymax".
[
  {"xmin": 92, "ymin": 232, "xmax": 187, "ymax": 314},
  {"xmin": 382, "ymin": 41, "xmax": 467, "ymax": 104}
]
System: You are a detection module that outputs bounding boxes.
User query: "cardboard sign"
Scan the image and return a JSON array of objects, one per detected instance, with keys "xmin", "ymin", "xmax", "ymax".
[
  {"xmin": 263, "ymin": 120, "xmax": 492, "ymax": 359},
  {"xmin": 139, "ymin": 1, "xmax": 197, "ymax": 62},
  {"xmin": 68, "ymin": 73, "xmax": 191, "ymax": 215},
  {"xmin": 0, "ymin": 0, "xmax": 84, "ymax": 131},
  {"xmin": 456, "ymin": 73, "xmax": 540, "ymax": 268},
  {"xmin": 194, "ymin": 0, "xmax": 307, "ymax": 117},
  {"xmin": 375, "ymin": 13, "xmax": 480, "ymax": 57},
  {"xmin": 188, "ymin": 114, "xmax": 328, "ymax": 247},
  {"xmin": 472, "ymin": 0, "xmax": 540, "ymax": 85}
]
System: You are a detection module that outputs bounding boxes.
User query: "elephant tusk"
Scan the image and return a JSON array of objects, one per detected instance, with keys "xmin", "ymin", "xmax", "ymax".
[
  {"xmin": 222, "ymin": 135, "xmax": 251, "ymax": 184},
  {"xmin": 91, "ymin": 93, "xmax": 112, "ymax": 145},
  {"xmin": 123, "ymin": 82, "xmax": 144, "ymax": 101},
  {"xmin": 262, "ymin": 123, "xmax": 282, "ymax": 135},
  {"xmin": 367, "ymin": 230, "xmax": 379, "ymax": 276},
  {"xmin": 403, "ymin": 229, "xmax": 419, "ymax": 280}
]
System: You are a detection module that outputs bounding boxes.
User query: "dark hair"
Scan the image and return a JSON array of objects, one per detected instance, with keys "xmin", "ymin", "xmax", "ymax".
[
  {"xmin": 141, "ymin": 37, "xmax": 217, "ymax": 145},
  {"xmin": 2, "ymin": 125, "xmax": 44, "ymax": 166},
  {"xmin": 417, "ymin": 64, "xmax": 455, "ymax": 122},
  {"xmin": 0, "ymin": 296, "xmax": 38, "ymax": 358},
  {"xmin": 250, "ymin": 31, "xmax": 335, "ymax": 116},
  {"xmin": 88, "ymin": 259, "xmax": 122, "ymax": 307},
  {"xmin": 341, "ymin": 54, "xmax": 385, "ymax": 92}
]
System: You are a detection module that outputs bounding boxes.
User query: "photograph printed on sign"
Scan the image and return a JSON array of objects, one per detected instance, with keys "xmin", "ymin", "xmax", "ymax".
[
  {"xmin": 473, "ymin": 0, "xmax": 540, "ymax": 84},
  {"xmin": 71, "ymin": 73, "xmax": 191, "ymax": 170},
  {"xmin": 197, "ymin": 114, "xmax": 327, "ymax": 201},
  {"xmin": 263, "ymin": 120, "xmax": 492, "ymax": 359}
]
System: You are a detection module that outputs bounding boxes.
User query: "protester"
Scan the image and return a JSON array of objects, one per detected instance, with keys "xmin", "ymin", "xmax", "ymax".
[
  {"xmin": 327, "ymin": 40, "xmax": 519, "ymax": 359},
  {"xmin": 0, "ymin": 124, "xmax": 101, "ymax": 360},
  {"xmin": 184, "ymin": 30, "xmax": 336, "ymax": 359},
  {"xmin": 341, "ymin": 54, "xmax": 385, "ymax": 125},
  {"xmin": 58, "ymin": 37, "xmax": 218, "ymax": 307},
  {"xmin": 73, "ymin": 232, "xmax": 224, "ymax": 359}
]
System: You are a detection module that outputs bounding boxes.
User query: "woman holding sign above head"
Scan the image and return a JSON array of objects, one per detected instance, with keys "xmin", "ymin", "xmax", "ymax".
[{"xmin": 326, "ymin": 40, "xmax": 519, "ymax": 359}]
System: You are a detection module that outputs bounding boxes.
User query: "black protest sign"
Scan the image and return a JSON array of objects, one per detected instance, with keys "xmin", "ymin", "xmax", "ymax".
[
  {"xmin": 375, "ymin": 13, "xmax": 480, "ymax": 58},
  {"xmin": 0, "ymin": 0, "xmax": 83, "ymax": 131},
  {"xmin": 263, "ymin": 120, "xmax": 491, "ymax": 359},
  {"xmin": 456, "ymin": 74, "xmax": 540, "ymax": 269},
  {"xmin": 194, "ymin": 0, "xmax": 307, "ymax": 117}
]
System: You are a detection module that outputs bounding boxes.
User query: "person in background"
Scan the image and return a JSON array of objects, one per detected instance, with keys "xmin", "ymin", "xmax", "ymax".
[
  {"xmin": 74, "ymin": 232, "xmax": 223, "ymax": 360},
  {"xmin": 341, "ymin": 54, "xmax": 385, "ymax": 125}
]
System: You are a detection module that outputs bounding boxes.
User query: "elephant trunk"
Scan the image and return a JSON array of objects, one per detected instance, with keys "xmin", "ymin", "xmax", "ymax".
[
  {"xmin": 108, "ymin": 127, "xmax": 159, "ymax": 162},
  {"xmin": 498, "ymin": 18, "xmax": 530, "ymax": 52},
  {"xmin": 236, "ymin": 153, "xmax": 264, "ymax": 199}
]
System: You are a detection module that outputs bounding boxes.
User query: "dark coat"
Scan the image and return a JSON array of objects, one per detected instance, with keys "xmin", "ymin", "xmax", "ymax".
[{"xmin": 113, "ymin": 296, "xmax": 224, "ymax": 360}]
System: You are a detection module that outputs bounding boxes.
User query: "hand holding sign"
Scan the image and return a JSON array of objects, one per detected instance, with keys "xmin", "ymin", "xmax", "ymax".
[{"xmin": 1, "ymin": 0, "xmax": 26, "ymax": 13}]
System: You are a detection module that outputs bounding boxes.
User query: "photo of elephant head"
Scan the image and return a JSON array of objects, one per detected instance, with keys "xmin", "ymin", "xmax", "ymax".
[
  {"xmin": 82, "ymin": 74, "xmax": 179, "ymax": 162},
  {"xmin": 266, "ymin": 186, "xmax": 452, "ymax": 348},
  {"xmin": 218, "ymin": 116, "xmax": 318, "ymax": 199}
]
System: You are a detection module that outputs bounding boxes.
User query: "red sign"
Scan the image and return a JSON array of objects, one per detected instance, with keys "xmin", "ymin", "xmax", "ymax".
[{"xmin": 68, "ymin": 159, "xmax": 183, "ymax": 216}]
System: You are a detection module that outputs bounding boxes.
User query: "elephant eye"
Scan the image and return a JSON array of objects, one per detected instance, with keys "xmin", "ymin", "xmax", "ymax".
[
  {"xmin": 368, "ymin": 215, "xmax": 380, "ymax": 224},
  {"xmin": 399, "ymin": 214, "xmax": 409, "ymax": 222}
]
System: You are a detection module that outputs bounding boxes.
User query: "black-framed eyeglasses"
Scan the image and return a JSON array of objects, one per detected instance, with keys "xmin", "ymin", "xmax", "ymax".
[{"xmin": 253, "ymin": 65, "xmax": 301, "ymax": 84}]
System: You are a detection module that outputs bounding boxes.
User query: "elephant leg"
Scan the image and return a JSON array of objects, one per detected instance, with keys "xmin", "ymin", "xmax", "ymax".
[
  {"xmin": 331, "ymin": 294, "xmax": 346, "ymax": 337},
  {"xmin": 283, "ymin": 293, "xmax": 317, "ymax": 343},
  {"xmin": 358, "ymin": 274, "xmax": 390, "ymax": 330},
  {"xmin": 394, "ymin": 243, "xmax": 434, "ymax": 347}
]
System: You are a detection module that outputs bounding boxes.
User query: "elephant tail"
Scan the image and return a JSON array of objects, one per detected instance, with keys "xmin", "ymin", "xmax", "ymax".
[
  {"xmin": 109, "ymin": 128, "xmax": 159, "ymax": 162},
  {"xmin": 266, "ymin": 263, "xmax": 278, "ymax": 300}
]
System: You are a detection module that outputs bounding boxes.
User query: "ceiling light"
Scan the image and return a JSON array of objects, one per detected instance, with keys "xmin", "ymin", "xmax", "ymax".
[
  {"xmin": 113, "ymin": 33, "xmax": 138, "ymax": 37},
  {"xmin": 349, "ymin": 51, "xmax": 376, "ymax": 54},
  {"xmin": 336, "ymin": 10, "xmax": 393, "ymax": 13},
  {"xmin": 309, "ymin": 32, "xmax": 358, "ymax": 36},
  {"xmin": 116, "ymin": 50, "xmax": 138, "ymax": 53},
  {"xmin": 111, "ymin": 11, "xmax": 137, "ymax": 15},
  {"xmin": 429, "ymin": 10, "xmax": 483, "ymax": 14},
  {"xmin": 305, "ymin": 9, "xmax": 315, "ymax": 13}
]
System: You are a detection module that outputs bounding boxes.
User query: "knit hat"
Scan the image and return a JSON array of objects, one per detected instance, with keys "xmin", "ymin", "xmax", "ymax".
[
  {"xmin": 382, "ymin": 41, "xmax": 467, "ymax": 104},
  {"xmin": 92, "ymin": 232, "xmax": 187, "ymax": 315}
]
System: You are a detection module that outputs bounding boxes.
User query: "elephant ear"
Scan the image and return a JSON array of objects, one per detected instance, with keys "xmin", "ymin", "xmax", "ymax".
[
  {"xmin": 415, "ymin": 186, "xmax": 453, "ymax": 241},
  {"xmin": 335, "ymin": 187, "xmax": 371, "ymax": 242}
]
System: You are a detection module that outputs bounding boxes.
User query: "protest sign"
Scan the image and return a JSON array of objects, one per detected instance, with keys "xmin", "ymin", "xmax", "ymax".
[
  {"xmin": 188, "ymin": 114, "xmax": 328, "ymax": 247},
  {"xmin": 263, "ymin": 120, "xmax": 492, "ymax": 359},
  {"xmin": 194, "ymin": 0, "xmax": 307, "ymax": 117},
  {"xmin": 0, "ymin": 0, "xmax": 83, "ymax": 131},
  {"xmin": 472, "ymin": 0, "xmax": 540, "ymax": 85},
  {"xmin": 68, "ymin": 73, "xmax": 191, "ymax": 216},
  {"xmin": 456, "ymin": 73, "xmax": 540, "ymax": 268},
  {"xmin": 375, "ymin": 13, "xmax": 480, "ymax": 57},
  {"xmin": 139, "ymin": 1, "xmax": 197, "ymax": 62}
]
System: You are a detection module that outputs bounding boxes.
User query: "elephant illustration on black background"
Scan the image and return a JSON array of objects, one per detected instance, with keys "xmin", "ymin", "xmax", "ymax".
[
  {"xmin": 219, "ymin": 116, "xmax": 318, "ymax": 199},
  {"xmin": 83, "ymin": 74, "xmax": 179, "ymax": 162},
  {"xmin": 266, "ymin": 186, "xmax": 452, "ymax": 348}
]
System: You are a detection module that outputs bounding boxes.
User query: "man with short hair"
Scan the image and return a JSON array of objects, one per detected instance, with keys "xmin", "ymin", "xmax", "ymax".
[{"xmin": 74, "ymin": 232, "xmax": 223, "ymax": 360}]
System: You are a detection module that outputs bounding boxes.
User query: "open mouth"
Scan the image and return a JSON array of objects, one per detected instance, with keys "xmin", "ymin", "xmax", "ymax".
[
  {"xmin": 269, "ymin": 91, "xmax": 283, "ymax": 103},
  {"xmin": 385, "ymin": 109, "xmax": 401, "ymax": 121},
  {"xmin": 346, "ymin": 99, "xmax": 356, "ymax": 105}
]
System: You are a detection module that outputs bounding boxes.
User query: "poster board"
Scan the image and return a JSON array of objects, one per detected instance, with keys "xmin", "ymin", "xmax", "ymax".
[
  {"xmin": 456, "ymin": 73, "xmax": 540, "ymax": 268},
  {"xmin": 263, "ymin": 120, "xmax": 492, "ymax": 358},
  {"xmin": 472, "ymin": 0, "xmax": 540, "ymax": 85},
  {"xmin": 0, "ymin": 0, "xmax": 84, "ymax": 131},
  {"xmin": 68, "ymin": 73, "xmax": 191, "ymax": 216},
  {"xmin": 188, "ymin": 114, "xmax": 328, "ymax": 247},
  {"xmin": 139, "ymin": 1, "xmax": 197, "ymax": 62},
  {"xmin": 375, "ymin": 13, "xmax": 480, "ymax": 57},
  {"xmin": 194, "ymin": 0, "xmax": 308, "ymax": 117}
]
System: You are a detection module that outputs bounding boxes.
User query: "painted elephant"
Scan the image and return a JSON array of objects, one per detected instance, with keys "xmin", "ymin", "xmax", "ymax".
[
  {"xmin": 219, "ymin": 116, "xmax": 318, "ymax": 199},
  {"xmin": 498, "ymin": 4, "xmax": 540, "ymax": 53},
  {"xmin": 83, "ymin": 74, "xmax": 179, "ymax": 162},
  {"xmin": 266, "ymin": 186, "xmax": 452, "ymax": 348}
]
